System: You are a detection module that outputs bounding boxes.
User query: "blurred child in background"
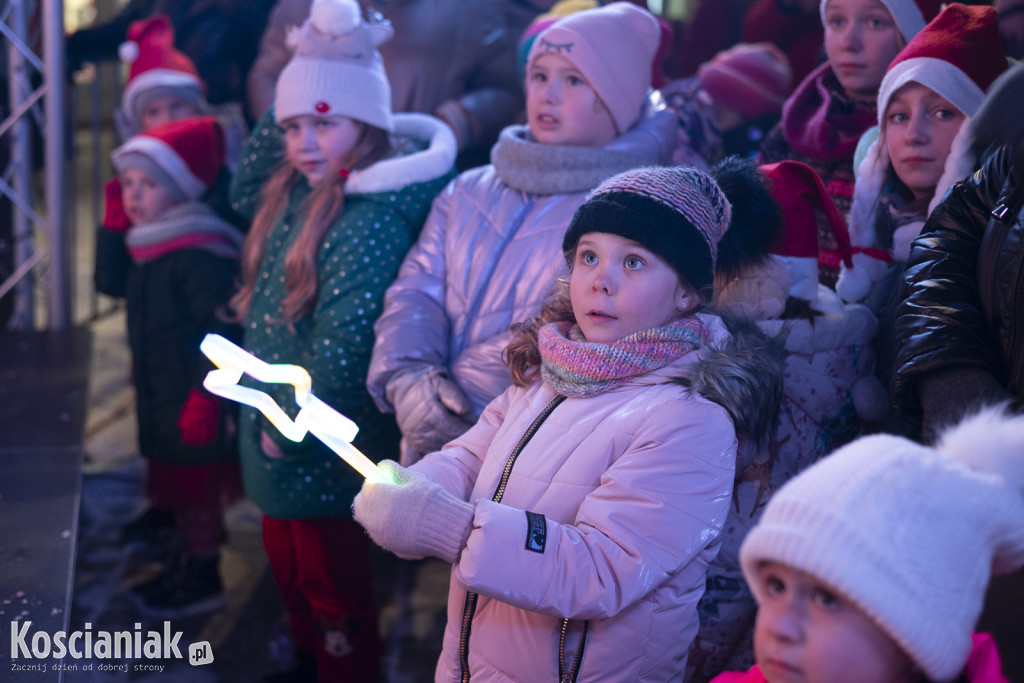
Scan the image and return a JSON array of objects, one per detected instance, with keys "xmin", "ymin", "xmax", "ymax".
[
  {"xmin": 111, "ymin": 116, "xmax": 244, "ymax": 618},
  {"xmin": 367, "ymin": 2, "xmax": 677, "ymax": 466}
]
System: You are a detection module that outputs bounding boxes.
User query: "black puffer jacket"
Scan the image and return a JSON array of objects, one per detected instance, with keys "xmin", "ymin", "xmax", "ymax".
[
  {"xmin": 891, "ymin": 146, "xmax": 1024, "ymax": 429},
  {"xmin": 125, "ymin": 248, "xmax": 241, "ymax": 463}
]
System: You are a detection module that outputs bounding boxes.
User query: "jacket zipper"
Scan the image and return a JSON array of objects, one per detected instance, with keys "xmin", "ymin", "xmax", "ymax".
[
  {"xmin": 458, "ymin": 394, "xmax": 566, "ymax": 683},
  {"xmin": 558, "ymin": 617, "xmax": 590, "ymax": 682}
]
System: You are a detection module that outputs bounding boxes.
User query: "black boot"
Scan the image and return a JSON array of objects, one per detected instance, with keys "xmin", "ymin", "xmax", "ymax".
[
  {"xmin": 133, "ymin": 552, "xmax": 225, "ymax": 619},
  {"xmin": 121, "ymin": 506, "xmax": 175, "ymax": 549}
]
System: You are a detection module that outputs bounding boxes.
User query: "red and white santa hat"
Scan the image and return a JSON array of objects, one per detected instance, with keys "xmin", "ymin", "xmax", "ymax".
[
  {"xmin": 841, "ymin": 4, "xmax": 1008, "ymax": 303},
  {"xmin": 118, "ymin": 15, "xmax": 205, "ymax": 130},
  {"xmin": 819, "ymin": 0, "xmax": 944, "ymax": 42},
  {"xmin": 760, "ymin": 161, "xmax": 857, "ymax": 302},
  {"xmin": 112, "ymin": 116, "xmax": 225, "ymax": 202}
]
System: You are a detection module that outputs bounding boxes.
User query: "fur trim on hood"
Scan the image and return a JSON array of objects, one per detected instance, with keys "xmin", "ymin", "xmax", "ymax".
[
  {"xmin": 677, "ymin": 314, "xmax": 787, "ymax": 447},
  {"xmin": 345, "ymin": 113, "xmax": 456, "ymax": 195}
]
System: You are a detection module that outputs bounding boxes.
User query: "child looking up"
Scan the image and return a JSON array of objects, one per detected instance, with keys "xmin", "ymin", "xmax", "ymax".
[
  {"xmin": 367, "ymin": 2, "xmax": 677, "ymax": 466},
  {"xmin": 712, "ymin": 406, "xmax": 1024, "ymax": 683},
  {"xmin": 110, "ymin": 116, "xmax": 245, "ymax": 618},
  {"xmin": 354, "ymin": 165, "xmax": 783, "ymax": 682},
  {"xmin": 227, "ymin": 0, "xmax": 456, "ymax": 678},
  {"xmin": 758, "ymin": 0, "xmax": 942, "ymax": 287}
]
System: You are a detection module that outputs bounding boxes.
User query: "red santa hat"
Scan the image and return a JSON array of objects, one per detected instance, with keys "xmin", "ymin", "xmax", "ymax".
[
  {"xmin": 112, "ymin": 116, "xmax": 225, "ymax": 202},
  {"xmin": 819, "ymin": 0, "xmax": 944, "ymax": 42},
  {"xmin": 118, "ymin": 15, "xmax": 205, "ymax": 129},
  {"xmin": 761, "ymin": 161, "xmax": 859, "ymax": 302},
  {"xmin": 841, "ymin": 4, "xmax": 1008, "ymax": 303}
]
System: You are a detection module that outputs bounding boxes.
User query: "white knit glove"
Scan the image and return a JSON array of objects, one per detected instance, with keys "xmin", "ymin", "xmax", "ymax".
[
  {"xmin": 386, "ymin": 364, "xmax": 475, "ymax": 460},
  {"xmin": 352, "ymin": 460, "xmax": 474, "ymax": 563}
]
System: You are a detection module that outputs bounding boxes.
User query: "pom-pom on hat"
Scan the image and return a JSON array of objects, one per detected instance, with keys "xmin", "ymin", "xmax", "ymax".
[
  {"xmin": 740, "ymin": 406, "xmax": 1024, "ymax": 682},
  {"xmin": 119, "ymin": 15, "xmax": 204, "ymax": 129},
  {"xmin": 562, "ymin": 165, "xmax": 731, "ymax": 294},
  {"xmin": 274, "ymin": 0, "xmax": 395, "ymax": 131},
  {"xmin": 698, "ymin": 43, "xmax": 792, "ymax": 120},
  {"xmin": 527, "ymin": 2, "xmax": 660, "ymax": 136},
  {"xmin": 112, "ymin": 116, "xmax": 225, "ymax": 202},
  {"xmin": 819, "ymin": 0, "xmax": 944, "ymax": 42}
]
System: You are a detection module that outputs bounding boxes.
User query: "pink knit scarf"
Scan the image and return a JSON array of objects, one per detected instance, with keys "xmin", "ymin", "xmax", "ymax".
[{"xmin": 538, "ymin": 318, "xmax": 710, "ymax": 398}]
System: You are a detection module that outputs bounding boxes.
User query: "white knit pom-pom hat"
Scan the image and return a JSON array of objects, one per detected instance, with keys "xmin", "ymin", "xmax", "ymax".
[
  {"xmin": 741, "ymin": 406, "xmax": 1024, "ymax": 682},
  {"xmin": 274, "ymin": 0, "xmax": 395, "ymax": 131}
]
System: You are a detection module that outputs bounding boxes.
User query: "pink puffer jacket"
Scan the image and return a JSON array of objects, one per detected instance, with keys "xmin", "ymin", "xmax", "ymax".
[{"xmin": 411, "ymin": 342, "xmax": 739, "ymax": 682}]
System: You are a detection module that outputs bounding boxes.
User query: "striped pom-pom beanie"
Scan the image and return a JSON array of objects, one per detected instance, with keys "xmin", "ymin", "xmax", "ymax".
[{"xmin": 562, "ymin": 166, "xmax": 732, "ymax": 293}]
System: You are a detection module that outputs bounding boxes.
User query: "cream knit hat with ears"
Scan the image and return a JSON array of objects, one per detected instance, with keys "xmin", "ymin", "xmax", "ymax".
[
  {"xmin": 275, "ymin": 0, "xmax": 395, "ymax": 131},
  {"xmin": 740, "ymin": 406, "xmax": 1024, "ymax": 682}
]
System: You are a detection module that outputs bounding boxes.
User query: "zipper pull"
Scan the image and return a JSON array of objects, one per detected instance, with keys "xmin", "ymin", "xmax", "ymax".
[{"xmin": 992, "ymin": 202, "xmax": 1011, "ymax": 221}]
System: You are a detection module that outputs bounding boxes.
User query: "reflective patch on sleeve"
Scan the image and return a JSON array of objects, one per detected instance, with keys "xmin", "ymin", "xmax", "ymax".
[{"xmin": 525, "ymin": 510, "xmax": 546, "ymax": 554}]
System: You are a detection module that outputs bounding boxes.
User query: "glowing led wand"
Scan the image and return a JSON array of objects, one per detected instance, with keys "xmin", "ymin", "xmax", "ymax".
[{"xmin": 199, "ymin": 333, "xmax": 389, "ymax": 483}]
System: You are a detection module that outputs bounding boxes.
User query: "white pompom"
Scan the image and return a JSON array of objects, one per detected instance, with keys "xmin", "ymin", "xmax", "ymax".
[
  {"xmin": 118, "ymin": 40, "xmax": 139, "ymax": 63},
  {"xmin": 836, "ymin": 264, "xmax": 871, "ymax": 303},
  {"xmin": 310, "ymin": 0, "xmax": 361, "ymax": 37},
  {"xmin": 937, "ymin": 406, "xmax": 1024, "ymax": 491},
  {"xmin": 851, "ymin": 375, "xmax": 889, "ymax": 422},
  {"xmin": 836, "ymin": 252, "xmax": 888, "ymax": 304}
]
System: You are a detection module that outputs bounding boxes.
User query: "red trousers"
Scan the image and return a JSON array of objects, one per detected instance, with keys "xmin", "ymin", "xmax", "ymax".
[
  {"xmin": 147, "ymin": 459, "xmax": 243, "ymax": 553},
  {"xmin": 262, "ymin": 516, "xmax": 382, "ymax": 682}
]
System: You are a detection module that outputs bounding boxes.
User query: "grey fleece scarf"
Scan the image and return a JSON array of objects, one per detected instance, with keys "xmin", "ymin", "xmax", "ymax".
[{"xmin": 490, "ymin": 112, "xmax": 674, "ymax": 196}]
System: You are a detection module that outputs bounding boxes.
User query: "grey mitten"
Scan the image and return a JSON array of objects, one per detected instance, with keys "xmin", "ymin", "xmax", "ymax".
[
  {"xmin": 352, "ymin": 460, "xmax": 474, "ymax": 563},
  {"xmin": 386, "ymin": 365, "xmax": 475, "ymax": 458}
]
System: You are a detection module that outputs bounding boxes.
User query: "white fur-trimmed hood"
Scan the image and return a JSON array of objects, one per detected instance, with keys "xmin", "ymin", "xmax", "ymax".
[{"xmin": 346, "ymin": 113, "xmax": 456, "ymax": 195}]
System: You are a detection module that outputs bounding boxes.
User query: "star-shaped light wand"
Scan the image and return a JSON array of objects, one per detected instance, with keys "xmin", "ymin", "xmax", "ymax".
[{"xmin": 199, "ymin": 333, "xmax": 390, "ymax": 483}]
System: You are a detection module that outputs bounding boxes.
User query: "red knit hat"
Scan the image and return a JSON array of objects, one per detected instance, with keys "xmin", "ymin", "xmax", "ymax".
[
  {"xmin": 761, "ymin": 161, "xmax": 855, "ymax": 301},
  {"xmin": 698, "ymin": 43, "xmax": 792, "ymax": 120},
  {"xmin": 118, "ymin": 15, "xmax": 205, "ymax": 128},
  {"xmin": 112, "ymin": 116, "xmax": 225, "ymax": 201}
]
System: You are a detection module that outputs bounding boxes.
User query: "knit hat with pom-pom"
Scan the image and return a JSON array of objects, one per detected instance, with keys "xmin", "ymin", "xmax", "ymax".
[
  {"xmin": 563, "ymin": 165, "xmax": 732, "ymax": 295},
  {"xmin": 275, "ymin": 0, "xmax": 395, "ymax": 131},
  {"xmin": 118, "ymin": 15, "xmax": 205, "ymax": 130},
  {"xmin": 741, "ymin": 405, "xmax": 1024, "ymax": 682}
]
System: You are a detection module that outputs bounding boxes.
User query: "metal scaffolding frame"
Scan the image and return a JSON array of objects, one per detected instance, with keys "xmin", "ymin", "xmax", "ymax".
[{"xmin": 0, "ymin": 0, "xmax": 69, "ymax": 330}]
